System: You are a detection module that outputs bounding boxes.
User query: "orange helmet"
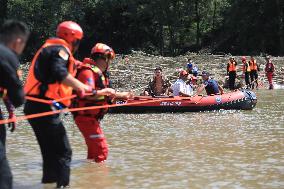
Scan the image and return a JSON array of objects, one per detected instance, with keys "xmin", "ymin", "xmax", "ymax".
[
  {"xmin": 91, "ymin": 43, "xmax": 115, "ymax": 60},
  {"xmin": 56, "ymin": 21, "xmax": 83, "ymax": 44}
]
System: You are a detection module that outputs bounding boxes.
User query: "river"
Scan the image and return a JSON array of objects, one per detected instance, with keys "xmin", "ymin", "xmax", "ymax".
[{"xmin": 6, "ymin": 89, "xmax": 284, "ymax": 189}]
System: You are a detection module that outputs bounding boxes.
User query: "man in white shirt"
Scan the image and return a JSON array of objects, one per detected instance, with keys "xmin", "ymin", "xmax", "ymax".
[{"xmin": 172, "ymin": 70, "xmax": 193, "ymax": 96}]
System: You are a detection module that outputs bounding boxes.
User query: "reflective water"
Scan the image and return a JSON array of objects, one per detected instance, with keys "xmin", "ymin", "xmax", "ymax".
[{"xmin": 6, "ymin": 90, "xmax": 284, "ymax": 189}]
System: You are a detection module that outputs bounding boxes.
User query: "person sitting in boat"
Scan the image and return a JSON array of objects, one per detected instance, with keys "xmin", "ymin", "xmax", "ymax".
[
  {"xmin": 143, "ymin": 67, "xmax": 171, "ymax": 96},
  {"xmin": 196, "ymin": 71, "xmax": 224, "ymax": 95},
  {"xmin": 171, "ymin": 70, "xmax": 194, "ymax": 97}
]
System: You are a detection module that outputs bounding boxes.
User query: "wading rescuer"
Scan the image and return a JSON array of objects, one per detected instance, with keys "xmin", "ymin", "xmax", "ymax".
[
  {"xmin": 265, "ymin": 55, "xmax": 275, "ymax": 90},
  {"xmin": 73, "ymin": 43, "xmax": 133, "ymax": 163},
  {"xmin": 249, "ymin": 56, "xmax": 260, "ymax": 89},
  {"xmin": 24, "ymin": 21, "xmax": 92, "ymax": 188},
  {"xmin": 242, "ymin": 56, "xmax": 251, "ymax": 89},
  {"xmin": 227, "ymin": 57, "xmax": 237, "ymax": 90},
  {"xmin": 0, "ymin": 20, "xmax": 29, "ymax": 189}
]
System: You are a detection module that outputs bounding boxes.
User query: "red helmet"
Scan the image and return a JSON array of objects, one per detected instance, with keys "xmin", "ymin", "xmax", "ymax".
[
  {"xmin": 179, "ymin": 70, "xmax": 188, "ymax": 77},
  {"xmin": 91, "ymin": 43, "xmax": 115, "ymax": 59},
  {"xmin": 56, "ymin": 21, "xmax": 83, "ymax": 44},
  {"xmin": 241, "ymin": 56, "xmax": 246, "ymax": 61}
]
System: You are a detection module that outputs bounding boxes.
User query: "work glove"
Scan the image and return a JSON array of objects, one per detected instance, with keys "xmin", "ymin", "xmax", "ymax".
[{"xmin": 8, "ymin": 111, "xmax": 16, "ymax": 132}]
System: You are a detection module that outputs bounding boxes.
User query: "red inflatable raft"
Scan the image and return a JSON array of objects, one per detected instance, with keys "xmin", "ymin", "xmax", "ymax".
[{"xmin": 109, "ymin": 89, "xmax": 257, "ymax": 113}]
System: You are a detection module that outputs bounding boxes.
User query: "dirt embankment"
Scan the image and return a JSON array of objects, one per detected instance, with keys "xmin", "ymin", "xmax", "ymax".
[{"xmin": 110, "ymin": 51, "xmax": 284, "ymax": 93}]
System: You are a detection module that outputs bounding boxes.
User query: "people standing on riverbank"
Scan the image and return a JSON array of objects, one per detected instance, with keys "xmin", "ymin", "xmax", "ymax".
[
  {"xmin": 73, "ymin": 43, "xmax": 133, "ymax": 163},
  {"xmin": 227, "ymin": 57, "xmax": 237, "ymax": 90},
  {"xmin": 242, "ymin": 56, "xmax": 251, "ymax": 89},
  {"xmin": 187, "ymin": 58, "xmax": 198, "ymax": 77},
  {"xmin": 265, "ymin": 55, "xmax": 275, "ymax": 90},
  {"xmin": 249, "ymin": 56, "xmax": 260, "ymax": 89},
  {"xmin": 24, "ymin": 21, "xmax": 91, "ymax": 188},
  {"xmin": 187, "ymin": 59, "xmax": 194, "ymax": 74},
  {"xmin": 0, "ymin": 19, "xmax": 29, "ymax": 189}
]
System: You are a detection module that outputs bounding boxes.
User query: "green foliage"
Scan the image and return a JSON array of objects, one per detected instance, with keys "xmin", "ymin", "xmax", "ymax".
[{"xmin": 2, "ymin": 0, "xmax": 284, "ymax": 57}]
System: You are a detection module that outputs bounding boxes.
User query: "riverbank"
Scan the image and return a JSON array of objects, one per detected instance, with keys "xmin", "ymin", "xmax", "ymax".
[{"xmin": 109, "ymin": 51, "xmax": 284, "ymax": 93}]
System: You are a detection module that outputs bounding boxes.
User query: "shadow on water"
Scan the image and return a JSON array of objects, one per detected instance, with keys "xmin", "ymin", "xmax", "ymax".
[{"xmin": 6, "ymin": 89, "xmax": 284, "ymax": 189}]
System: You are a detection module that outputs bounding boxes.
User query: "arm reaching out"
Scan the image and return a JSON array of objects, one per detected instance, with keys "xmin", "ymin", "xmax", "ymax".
[{"xmin": 114, "ymin": 91, "xmax": 134, "ymax": 100}]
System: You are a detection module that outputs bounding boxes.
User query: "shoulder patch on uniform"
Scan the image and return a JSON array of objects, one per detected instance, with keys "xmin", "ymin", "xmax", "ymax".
[{"xmin": 58, "ymin": 49, "xmax": 69, "ymax": 60}]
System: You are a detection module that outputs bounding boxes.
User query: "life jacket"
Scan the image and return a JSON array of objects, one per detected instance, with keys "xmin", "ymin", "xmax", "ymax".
[
  {"xmin": 24, "ymin": 38, "xmax": 76, "ymax": 107},
  {"xmin": 73, "ymin": 58, "xmax": 110, "ymax": 119},
  {"xmin": 242, "ymin": 61, "xmax": 251, "ymax": 73},
  {"xmin": 249, "ymin": 59, "xmax": 258, "ymax": 71},
  {"xmin": 228, "ymin": 61, "xmax": 237, "ymax": 72}
]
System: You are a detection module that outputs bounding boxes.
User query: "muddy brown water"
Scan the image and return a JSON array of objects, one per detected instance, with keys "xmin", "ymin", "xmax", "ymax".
[{"xmin": 5, "ymin": 89, "xmax": 284, "ymax": 189}]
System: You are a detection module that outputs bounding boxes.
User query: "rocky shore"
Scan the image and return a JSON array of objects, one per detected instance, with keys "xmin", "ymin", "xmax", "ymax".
[{"xmin": 109, "ymin": 51, "xmax": 284, "ymax": 93}]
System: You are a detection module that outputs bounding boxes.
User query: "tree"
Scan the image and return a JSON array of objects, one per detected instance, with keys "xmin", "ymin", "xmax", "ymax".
[{"xmin": 0, "ymin": 0, "xmax": 8, "ymax": 25}]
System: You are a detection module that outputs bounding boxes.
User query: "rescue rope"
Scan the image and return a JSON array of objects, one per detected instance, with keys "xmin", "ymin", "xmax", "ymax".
[
  {"xmin": 0, "ymin": 89, "xmax": 239, "ymax": 125},
  {"xmin": 25, "ymin": 93, "xmax": 92, "ymax": 104},
  {"xmin": 0, "ymin": 97, "xmax": 174, "ymax": 125}
]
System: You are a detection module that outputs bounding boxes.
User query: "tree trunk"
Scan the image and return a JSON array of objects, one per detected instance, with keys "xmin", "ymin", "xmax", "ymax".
[
  {"xmin": 169, "ymin": 25, "xmax": 175, "ymax": 55},
  {"xmin": 195, "ymin": 0, "xmax": 201, "ymax": 46},
  {"xmin": 159, "ymin": 23, "xmax": 164, "ymax": 56},
  {"xmin": 212, "ymin": 0, "xmax": 217, "ymax": 30},
  {"xmin": 0, "ymin": 0, "xmax": 8, "ymax": 25},
  {"xmin": 276, "ymin": 0, "xmax": 284, "ymax": 55}
]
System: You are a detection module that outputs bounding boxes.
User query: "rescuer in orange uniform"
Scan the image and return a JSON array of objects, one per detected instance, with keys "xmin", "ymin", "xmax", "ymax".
[
  {"xmin": 242, "ymin": 56, "xmax": 251, "ymax": 89},
  {"xmin": 24, "ymin": 21, "xmax": 91, "ymax": 188},
  {"xmin": 249, "ymin": 56, "xmax": 260, "ymax": 89},
  {"xmin": 73, "ymin": 43, "xmax": 132, "ymax": 163},
  {"xmin": 265, "ymin": 55, "xmax": 275, "ymax": 90},
  {"xmin": 227, "ymin": 57, "xmax": 237, "ymax": 90}
]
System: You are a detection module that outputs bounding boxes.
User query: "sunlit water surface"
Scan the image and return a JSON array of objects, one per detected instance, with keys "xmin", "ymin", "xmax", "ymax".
[{"xmin": 5, "ymin": 90, "xmax": 284, "ymax": 189}]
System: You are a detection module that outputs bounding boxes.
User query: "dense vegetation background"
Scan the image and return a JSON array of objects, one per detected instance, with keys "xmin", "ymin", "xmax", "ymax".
[{"xmin": 1, "ymin": 0, "xmax": 283, "ymax": 58}]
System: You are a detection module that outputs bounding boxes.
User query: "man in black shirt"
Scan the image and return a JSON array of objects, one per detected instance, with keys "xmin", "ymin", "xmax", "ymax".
[{"xmin": 0, "ymin": 19, "xmax": 29, "ymax": 189}]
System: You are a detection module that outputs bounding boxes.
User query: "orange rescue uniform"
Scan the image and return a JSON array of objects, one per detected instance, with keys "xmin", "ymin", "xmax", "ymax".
[
  {"xmin": 73, "ymin": 58, "xmax": 110, "ymax": 162},
  {"xmin": 24, "ymin": 38, "xmax": 76, "ymax": 106}
]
